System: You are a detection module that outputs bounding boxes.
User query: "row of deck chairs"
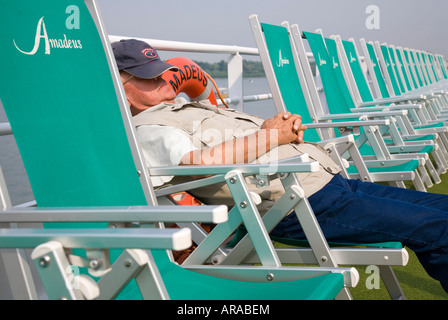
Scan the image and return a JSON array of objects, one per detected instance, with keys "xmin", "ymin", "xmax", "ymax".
[{"xmin": 0, "ymin": 0, "xmax": 446, "ymax": 300}]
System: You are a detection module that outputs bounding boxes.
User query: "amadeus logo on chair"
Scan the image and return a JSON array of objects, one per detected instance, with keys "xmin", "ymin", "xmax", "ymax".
[
  {"xmin": 276, "ymin": 50, "xmax": 290, "ymax": 67},
  {"xmin": 13, "ymin": 5, "xmax": 82, "ymax": 55}
]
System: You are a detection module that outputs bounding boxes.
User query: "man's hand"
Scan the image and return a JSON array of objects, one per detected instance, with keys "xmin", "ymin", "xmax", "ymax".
[{"xmin": 261, "ymin": 112, "xmax": 307, "ymax": 145}]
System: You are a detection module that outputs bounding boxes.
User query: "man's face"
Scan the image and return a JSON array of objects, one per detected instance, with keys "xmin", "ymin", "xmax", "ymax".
[{"xmin": 123, "ymin": 73, "xmax": 177, "ymax": 115}]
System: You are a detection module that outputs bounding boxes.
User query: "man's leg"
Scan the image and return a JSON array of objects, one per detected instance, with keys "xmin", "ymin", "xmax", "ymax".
[{"xmin": 271, "ymin": 174, "xmax": 448, "ymax": 292}]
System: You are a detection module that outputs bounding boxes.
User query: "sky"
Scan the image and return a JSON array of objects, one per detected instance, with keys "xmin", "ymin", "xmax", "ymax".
[{"xmin": 97, "ymin": 0, "xmax": 448, "ymax": 62}]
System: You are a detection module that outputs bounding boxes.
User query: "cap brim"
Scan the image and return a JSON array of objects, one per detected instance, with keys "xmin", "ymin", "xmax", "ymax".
[{"xmin": 124, "ymin": 60, "xmax": 178, "ymax": 79}]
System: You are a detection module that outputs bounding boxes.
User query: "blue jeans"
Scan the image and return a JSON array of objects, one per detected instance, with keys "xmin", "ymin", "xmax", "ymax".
[{"xmin": 271, "ymin": 174, "xmax": 448, "ymax": 292}]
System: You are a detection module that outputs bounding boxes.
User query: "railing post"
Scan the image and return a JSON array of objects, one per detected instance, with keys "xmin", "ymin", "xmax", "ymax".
[
  {"xmin": 0, "ymin": 166, "xmax": 38, "ymax": 299},
  {"xmin": 227, "ymin": 53, "xmax": 244, "ymax": 112}
]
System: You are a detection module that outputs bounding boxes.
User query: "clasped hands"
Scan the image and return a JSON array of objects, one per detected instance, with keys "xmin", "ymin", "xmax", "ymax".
[{"xmin": 261, "ymin": 112, "xmax": 307, "ymax": 146}]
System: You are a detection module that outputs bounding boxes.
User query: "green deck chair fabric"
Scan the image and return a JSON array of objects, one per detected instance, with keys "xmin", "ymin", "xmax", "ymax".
[
  {"xmin": 437, "ymin": 56, "xmax": 448, "ymax": 80},
  {"xmin": 317, "ymin": 35, "xmax": 439, "ymax": 147},
  {"xmin": 367, "ymin": 42, "xmax": 398, "ymax": 98},
  {"xmin": 260, "ymin": 23, "xmax": 418, "ymax": 175},
  {"xmin": 393, "ymin": 47, "xmax": 413, "ymax": 92},
  {"xmin": 342, "ymin": 40, "xmax": 440, "ymax": 147},
  {"xmin": 0, "ymin": 0, "xmax": 344, "ymax": 300},
  {"xmin": 369, "ymin": 43, "xmax": 447, "ymax": 130},
  {"xmin": 302, "ymin": 32, "xmax": 422, "ymax": 173},
  {"xmin": 262, "ymin": 23, "xmax": 422, "ymax": 175},
  {"xmin": 407, "ymin": 49, "xmax": 426, "ymax": 87},
  {"xmin": 380, "ymin": 45, "xmax": 403, "ymax": 96},
  {"xmin": 403, "ymin": 49, "xmax": 421, "ymax": 89},
  {"xmin": 258, "ymin": 23, "xmax": 321, "ymax": 144}
]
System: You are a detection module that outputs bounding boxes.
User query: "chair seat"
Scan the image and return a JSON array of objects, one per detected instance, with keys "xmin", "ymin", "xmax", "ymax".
[
  {"xmin": 229, "ymin": 226, "xmax": 403, "ymax": 250},
  {"xmin": 347, "ymin": 159, "xmax": 419, "ymax": 173},
  {"xmin": 117, "ymin": 250, "xmax": 344, "ymax": 300},
  {"xmin": 271, "ymin": 236, "xmax": 403, "ymax": 249}
]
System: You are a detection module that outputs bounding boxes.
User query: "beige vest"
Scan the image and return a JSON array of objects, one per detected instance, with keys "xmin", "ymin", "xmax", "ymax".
[{"xmin": 134, "ymin": 100, "xmax": 341, "ymax": 208}]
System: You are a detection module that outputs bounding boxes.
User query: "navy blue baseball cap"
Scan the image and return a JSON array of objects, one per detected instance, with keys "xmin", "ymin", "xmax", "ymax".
[{"xmin": 112, "ymin": 39, "xmax": 178, "ymax": 79}]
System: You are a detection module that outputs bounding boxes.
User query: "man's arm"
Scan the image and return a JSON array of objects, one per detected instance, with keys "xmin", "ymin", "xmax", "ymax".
[{"xmin": 180, "ymin": 112, "xmax": 306, "ymax": 166}]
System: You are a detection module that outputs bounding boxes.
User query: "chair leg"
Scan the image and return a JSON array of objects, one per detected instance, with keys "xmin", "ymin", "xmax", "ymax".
[
  {"xmin": 379, "ymin": 265, "xmax": 407, "ymax": 300},
  {"xmin": 335, "ymin": 287, "xmax": 353, "ymax": 300}
]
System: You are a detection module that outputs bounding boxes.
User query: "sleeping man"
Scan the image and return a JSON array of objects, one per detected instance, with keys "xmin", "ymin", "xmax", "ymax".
[{"xmin": 113, "ymin": 38, "xmax": 448, "ymax": 293}]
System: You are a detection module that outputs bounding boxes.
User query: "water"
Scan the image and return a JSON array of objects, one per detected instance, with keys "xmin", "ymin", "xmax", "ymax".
[
  {"xmin": 213, "ymin": 77, "xmax": 277, "ymax": 119},
  {"xmin": 0, "ymin": 77, "xmax": 276, "ymax": 206}
]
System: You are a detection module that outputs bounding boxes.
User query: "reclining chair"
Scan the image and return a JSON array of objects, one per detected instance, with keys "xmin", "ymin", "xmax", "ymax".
[
  {"xmin": 0, "ymin": 0, "xmax": 357, "ymax": 300},
  {"xmin": 329, "ymin": 36, "xmax": 446, "ymax": 183},
  {"xmin": 248, "ymin": 14, "xmax": 409, "ymax": 300},
  {"xmin": 358, "ymin": 40, "xmax": 448, "ymax": 166}
]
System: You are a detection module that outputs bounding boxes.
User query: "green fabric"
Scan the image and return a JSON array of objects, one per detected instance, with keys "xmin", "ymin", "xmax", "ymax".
[
  {"xmin": 387, "ymin": 46, "xmax": 406, "ymax": 94},
  {"xmin": 438, "ymin": 56, "xmax": 448, "ymax": 79},
  {"xmin": 304, "ymin": 32, "xmax": 356, "ymax": 114},
  {"xmin": 410, "ymin": 51, "xmax": 426, "ymax": 86},
  {"xmin": 403, "ymin": 50, "xmax": 420, "ymax": 88},
  {"xmin": 346, "ymin": 160, "xmax": 419, "ymax": 173},
  {"xmin": 394, "ymin": 48, "xmax": 412, "ymax": 91},
  {"xmin": 151, "ymin": 250, "xmax": 343, "ymax": 300},
  {"xmin": 417, "ymin": 52, "xmax": 431, "ymax": 85},
  {"xmin": 342, "ymin": 40, "xmax": 375, "ymax": 102},
  {"xmin": 0, "ymin": 0, "xmax": 146, "ymax": 210},
  {"xmin": 427, "ymin": 54, "xmax": 439, "ymax": 82},
  {"xmin": 271, "ymin": 237, "xmax": 403, "ymax": 250},
  {"xmin": 299, "ymin": 32, "xmax": 423, "ymax": 172},
  {"xmin": 230, "ymin": 226, "xmax": 402, "ymax": 252},
  {"xmin": 380, "ymin": 45, "xmax": 401, "ymax": 96},
  {"xmin": 366, "ymin": 42, "xmax": 391, "ymax": 98},
  {"xmin": 0, "ymin": 0, "xmax": 148, "ymax": 299},
  {"xmin": 260, "ymin": 22, "xmax": 321, "ymax": 143}
]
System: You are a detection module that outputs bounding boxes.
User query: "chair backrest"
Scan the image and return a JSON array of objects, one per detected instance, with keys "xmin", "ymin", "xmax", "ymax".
[
  {"xmin": 392, "ymin": 46, "xmax": 413, "ymax": 92},
  {"xmin": 385, "ymin": 45, "xmax": 407, "ymax": 94},
  {"xmin": 412, "ymin": 50, "xmax": 430, "ymax": 86},
  {"xmin": 400, "ymin": 48, "xmax": 417, "ymax": 89},
  {"xmin": 249, "ymin": 20, "xmax": 324, "ymax": 143},
  {"xmin": 436, "ymin": 55, "xmax": 448, "ymax": 79},
  {"xmin": 425, "ymin": 53, "xmax": 439, "ymax": 83},
  {"xmin": 0, "ymin": 0, "xmax": 154, "ymax": 213},
  {"xmin": 0, "ymin": 0, "xmax": 159, "ymax": 299},
  {"xmin": 417, "ymin": 51, "xmax": 432, "ymax": 85},
  {"xmin": 359, "ymin": 40, "xmax": 392, "ymax": 99},
  {"xmin": 303, "ymin": 32, "xmax": 357, "ymax": 114},
  {"xmin": 338, "ymin": 38, "xmax": 376, "ymax": 105},
  {"xmin": 375, "ymin": 42, "xmax": 402, "ymax": 97},
  {"xmin": 403, "ymin": 48, "xmax": 425, "ymax": 88}
]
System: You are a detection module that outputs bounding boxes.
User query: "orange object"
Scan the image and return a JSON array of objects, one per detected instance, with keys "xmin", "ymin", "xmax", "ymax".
[
  {"xmin": 169, "ymin": 191, "xmax": 203, "ymax": 206},
  {"xmin": 163, "ymin": 57, "xmax": 218, "ymax": 106}
]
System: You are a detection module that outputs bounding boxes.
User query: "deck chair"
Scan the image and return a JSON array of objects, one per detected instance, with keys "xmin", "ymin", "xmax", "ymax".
[
  {"xmin": 0, "ymin": 0, "xmax": 358, "ymax": 300},
  {"xmin": 324, "ymin": 34, "xmax": 448, "ymax": 185},
  {"xmin": 435, "ymin": 55, "xmax": 448, "ymax": 81},
  {"xmin": 250, "ymin": 17, "xmax": 425, "ymax": 191},
  {"xmin": 411, "ymin": 50, "xmax": 448, "ymax": 102},
  {"xmin": 359, "ymin": 40, "xmax": 448, "ymax": 171},
  {"xmin": 379, "ymin": 44, "xmax": 448, "ymax": 147},
  {"xmin": 428, "ymin": 53, "xmax": 448, "ymax": 87},
  {"xmin": 381, "ymin": 43, "xmax": 448, "ymax": 116},
  {"xmin": 364, "ymin": 41, "xmax": 448, "ymax": 127},
  {"xmin": 392, "ymin": 46, "xmax": 448, "ymax": 114},
  {"xmin": 288, "ymin": 28, "xmax": 433, "ymax": 192},
  {"xmin": 249, "ymin": 14, "xmax": 409, "ymax": 300},
  {"xmin": 331, "ymin": 37, "xmax": 446, "ymax": 183}
]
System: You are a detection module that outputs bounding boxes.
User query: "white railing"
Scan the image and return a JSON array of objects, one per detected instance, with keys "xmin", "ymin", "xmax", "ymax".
[{"xmin": 0, "ymin": 122, "xmax": 12, "ymax": 136}]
